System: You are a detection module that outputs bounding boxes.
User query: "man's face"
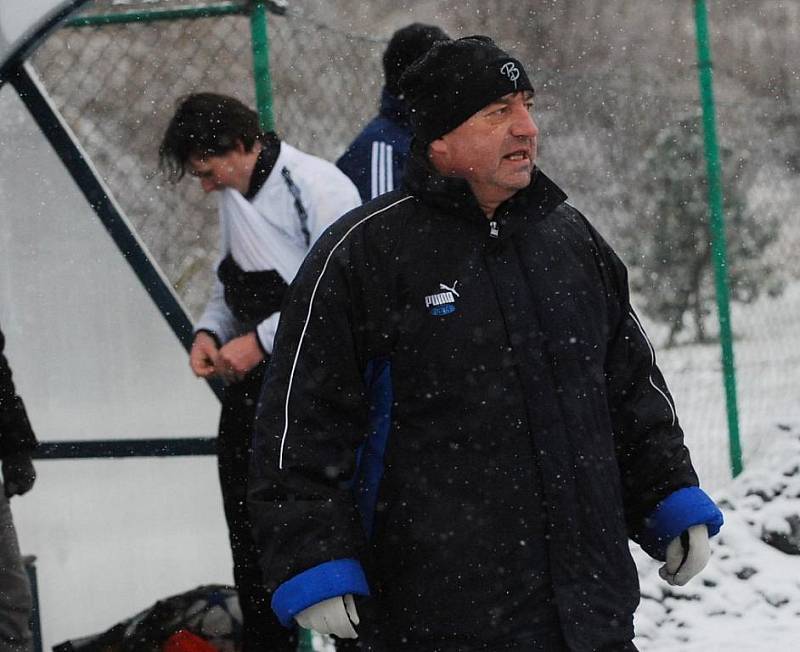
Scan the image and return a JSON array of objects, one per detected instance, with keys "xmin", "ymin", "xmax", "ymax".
[
  {"xmin": 430, "ymin": 91, "xmax": 538, "ymax": 207},
  {"xmin": 188, "ymin": 142, "xmax": 251, "ymax": 195}
]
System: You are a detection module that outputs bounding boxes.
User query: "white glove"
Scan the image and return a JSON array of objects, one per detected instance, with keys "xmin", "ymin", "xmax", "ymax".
[
  {"xmin": 659, "ymin": 524, "xmax": 711, "ymax": 586},
  {"xmin": 295, "ymin": 593, "xmax": 360, "ymax": 639}
]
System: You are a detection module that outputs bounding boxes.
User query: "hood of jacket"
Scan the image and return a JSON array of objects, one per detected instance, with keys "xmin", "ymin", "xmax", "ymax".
[{"xmin": 378, "ymin": 87, "xmax": 410, "ymax": 127}]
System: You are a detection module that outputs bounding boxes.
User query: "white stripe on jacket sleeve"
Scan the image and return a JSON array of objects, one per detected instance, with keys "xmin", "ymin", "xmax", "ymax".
[
  {"xmin": 370, "ymin": 141, "xmax": 394, "ymax": 199},
  {"xmin": 370, "ymin": 142, "xmax": 379, "ymax": 200},
  {"xmin": 628, "ymin": 310, "xmax": 677, "ymax": 426},
  {"xmin": 385, "ymin": 143, "xmax": 394, "ymax": 193},
  {"xmin": 278, "ymin": 195, "xmax": 414, "ymax": 468}
]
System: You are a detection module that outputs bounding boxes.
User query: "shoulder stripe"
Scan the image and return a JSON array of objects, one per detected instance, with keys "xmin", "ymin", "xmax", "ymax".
[
  {"xmin": 377, "ymin": 143, "xmax": 386, "ymax": 197},
  {"xmin": 278, "ymin": 194, "xmax": 415, "ymax": 468},
  {"xmin": 370, "ymin": 142, "xmax": 395, "ymax": 199},
  {"xmin": 628, "ymin": 310, "xmax": 677, "ymax": 426},
  {"xmin": 385, "ymin": 143, "xmax": 394, "ymax": 193},
  {"xmin": 370, "ymin": 142, "xmax": 379, "ymax": 199}
]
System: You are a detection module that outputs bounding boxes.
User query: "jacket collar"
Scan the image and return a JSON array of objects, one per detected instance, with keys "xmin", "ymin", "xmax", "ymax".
[
  {"xmin": 379, "ymin": 88, "xmax": 410, "ymax": 127},
  {"xmin": 245, "ymin": 132, "xmax": 282, "ymax": 200},
  {"xmin": 402, "ymin": 148, "xmax": 568, "ymax": 236}
]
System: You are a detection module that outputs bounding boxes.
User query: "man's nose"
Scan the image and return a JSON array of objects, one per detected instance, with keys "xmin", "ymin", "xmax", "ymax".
[{"xmin": 511, "ymin": 106, "xmax": 538, "ymax": 138}]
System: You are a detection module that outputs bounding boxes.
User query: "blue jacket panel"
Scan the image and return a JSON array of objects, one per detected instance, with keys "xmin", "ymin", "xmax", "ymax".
[{"xmin": 336, "ymin": 89, "xmax": 412, "ymax": 203}]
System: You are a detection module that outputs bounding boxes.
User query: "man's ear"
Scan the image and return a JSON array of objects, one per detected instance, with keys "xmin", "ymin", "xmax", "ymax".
[
  {"xmin": 233, "ymin": 139, "xmax": 247, "ymax": 154},
  {"xmin": 428, "ymin": 137, "xmax": 447, "ymax": 157},
  {"xmin": 428, "ymin": 137, "xmax": 449, "ymax": 170}
]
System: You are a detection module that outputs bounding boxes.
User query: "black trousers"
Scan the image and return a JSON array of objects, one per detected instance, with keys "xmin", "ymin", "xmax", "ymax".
[{"xmin": 218, "ymin": 363, "xmax": 297, "ymax": 652}]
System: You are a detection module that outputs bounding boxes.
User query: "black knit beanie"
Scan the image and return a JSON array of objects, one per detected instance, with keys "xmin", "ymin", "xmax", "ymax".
[
  {"xmin": 383, "ymin": 23, "xmax": 450, "ymax": 97},
  {"xmin": 399, "ymin": 36, "xmax": 534, "ymax": 146}
]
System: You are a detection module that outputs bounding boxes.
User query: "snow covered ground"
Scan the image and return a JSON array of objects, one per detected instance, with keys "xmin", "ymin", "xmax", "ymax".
[
  {"xmin": 630, "ymin": 281, "xmax": 800, "ymax": 649},
  {"xmin": 634, "ymin": 421, "xmax": 800, "ymax": 650}
]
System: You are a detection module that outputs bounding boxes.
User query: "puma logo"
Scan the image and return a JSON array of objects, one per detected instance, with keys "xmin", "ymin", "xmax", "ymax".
[
  {"xmin": 439, "ymin": 281, "xmax": 460, "ymax": 297},
  {"xmin": 425, "ymin": 280, "xmax": 460, "ymax": 316}
]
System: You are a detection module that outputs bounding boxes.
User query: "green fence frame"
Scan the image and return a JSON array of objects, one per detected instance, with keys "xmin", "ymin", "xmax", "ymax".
[
  {"xmin": 63, "ymin": 1, "xmax": 279, "ymax": 130},
  {"xmin": 693, "ymin": 0, "xmax": 743, "ymax": 477}
]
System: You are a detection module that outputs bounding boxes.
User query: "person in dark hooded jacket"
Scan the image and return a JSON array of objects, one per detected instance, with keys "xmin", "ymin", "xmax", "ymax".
[
  {"xmin": 248, "ymin": 36, "xmax": 723, "ymax": 651},
  {"xmin": 336, "ymin": 23, "xmax": 449, "ymax": 202},
  {"xmin": 0, "ymin": 324, "xmax": 37, "ymax": 651}
]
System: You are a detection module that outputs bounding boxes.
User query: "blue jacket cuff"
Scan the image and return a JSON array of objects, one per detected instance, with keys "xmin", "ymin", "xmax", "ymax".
[
  {"xmin": 271, "ymin": 558, "xmax": 370, "ymax": 627},
  {"xmin": 640, "ymin": 486, "xmax": 724, "ymax": 561}
]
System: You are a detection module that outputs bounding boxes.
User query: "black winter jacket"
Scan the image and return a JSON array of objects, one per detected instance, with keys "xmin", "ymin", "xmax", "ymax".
[
  {"xmin": 0, "ymin": 326, "xmax": 38, "ymax": 459},
  {"xmin": 249, "ymin": 156, "xmax": 722, "ymax": 651}
]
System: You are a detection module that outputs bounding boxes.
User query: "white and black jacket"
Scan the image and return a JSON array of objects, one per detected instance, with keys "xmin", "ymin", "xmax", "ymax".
[
  {"xmin": 248, "ymin": 154, "xmax": 723, "ymax": 651},
  {"xmin": 195, "ymin": 140, "xmax": 361, "ymax": 353}
]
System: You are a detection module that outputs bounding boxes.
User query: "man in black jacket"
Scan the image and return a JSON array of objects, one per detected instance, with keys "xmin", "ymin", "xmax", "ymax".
[
  {"xmin": 249, "ymin": 37, "xmax": 723, "ymax": 651},
  {"xmin": 0, "ymin": 324, "xmax": 37, "ymax": 651}
]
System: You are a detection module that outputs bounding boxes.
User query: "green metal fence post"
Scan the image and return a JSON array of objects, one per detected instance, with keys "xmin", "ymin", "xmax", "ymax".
[
  {"xmin": 693, "ymin": 0, "xmax": 743, "ymax": 477},
  {"xmin": 249, "ymin": 1, "xmax": 275, "ymax": 132}
]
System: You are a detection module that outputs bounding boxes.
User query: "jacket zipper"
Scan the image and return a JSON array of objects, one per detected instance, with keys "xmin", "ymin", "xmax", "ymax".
[{"xmin": 489, "ymin": 220, "xmax": 500, "ymax": 238}]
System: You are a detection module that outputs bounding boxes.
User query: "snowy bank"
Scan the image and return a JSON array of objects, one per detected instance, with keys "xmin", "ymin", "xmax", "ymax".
[{"xmin": 634, "ymin": 422, "xmax": 800, "ymax": 650}]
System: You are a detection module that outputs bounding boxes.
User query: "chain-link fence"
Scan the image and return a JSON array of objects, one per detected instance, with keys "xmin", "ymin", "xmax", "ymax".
[
  {"xmin": 28, "ymin": 0, "xmax": 800, "ymax": 490},
  {"xmin": 32, "ymin": 2, "xmax": 257, "ymax": 314}
]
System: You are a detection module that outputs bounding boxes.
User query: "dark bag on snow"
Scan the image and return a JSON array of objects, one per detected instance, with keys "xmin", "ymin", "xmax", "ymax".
[{"xmin": 52, "ymin": 584, "xmax": 242, "ymax": 652}]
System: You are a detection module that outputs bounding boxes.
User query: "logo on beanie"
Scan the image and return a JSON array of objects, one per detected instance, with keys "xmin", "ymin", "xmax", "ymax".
[{"xmin": 500, "ymin": 61, "xmax": 520, "ymax": 89}]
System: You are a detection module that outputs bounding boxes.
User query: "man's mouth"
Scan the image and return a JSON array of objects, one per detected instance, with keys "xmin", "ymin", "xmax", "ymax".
[{"xmin": 503, "ymin": 150, "xmax": 531, "ymax": 162}]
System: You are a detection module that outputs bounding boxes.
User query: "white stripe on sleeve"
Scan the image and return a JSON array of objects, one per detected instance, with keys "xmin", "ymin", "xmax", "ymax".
[
  {"xmin": 628, "ymin": 310, "xmax": 677, "ymax": 426},
  {"xmin": 278, "ymin": 195, "xmax": 414, "ymax": 469},
  {"xmin": 370, "ymin": 141, "xmax": 380, "ymax": 200},
  {"xmin": 385, "ymin": 143, "xmax": 394, "ymax": 192},
  {"xmin": 378, "ymin": 142, "xmax": 386, "ymax": 197}
]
